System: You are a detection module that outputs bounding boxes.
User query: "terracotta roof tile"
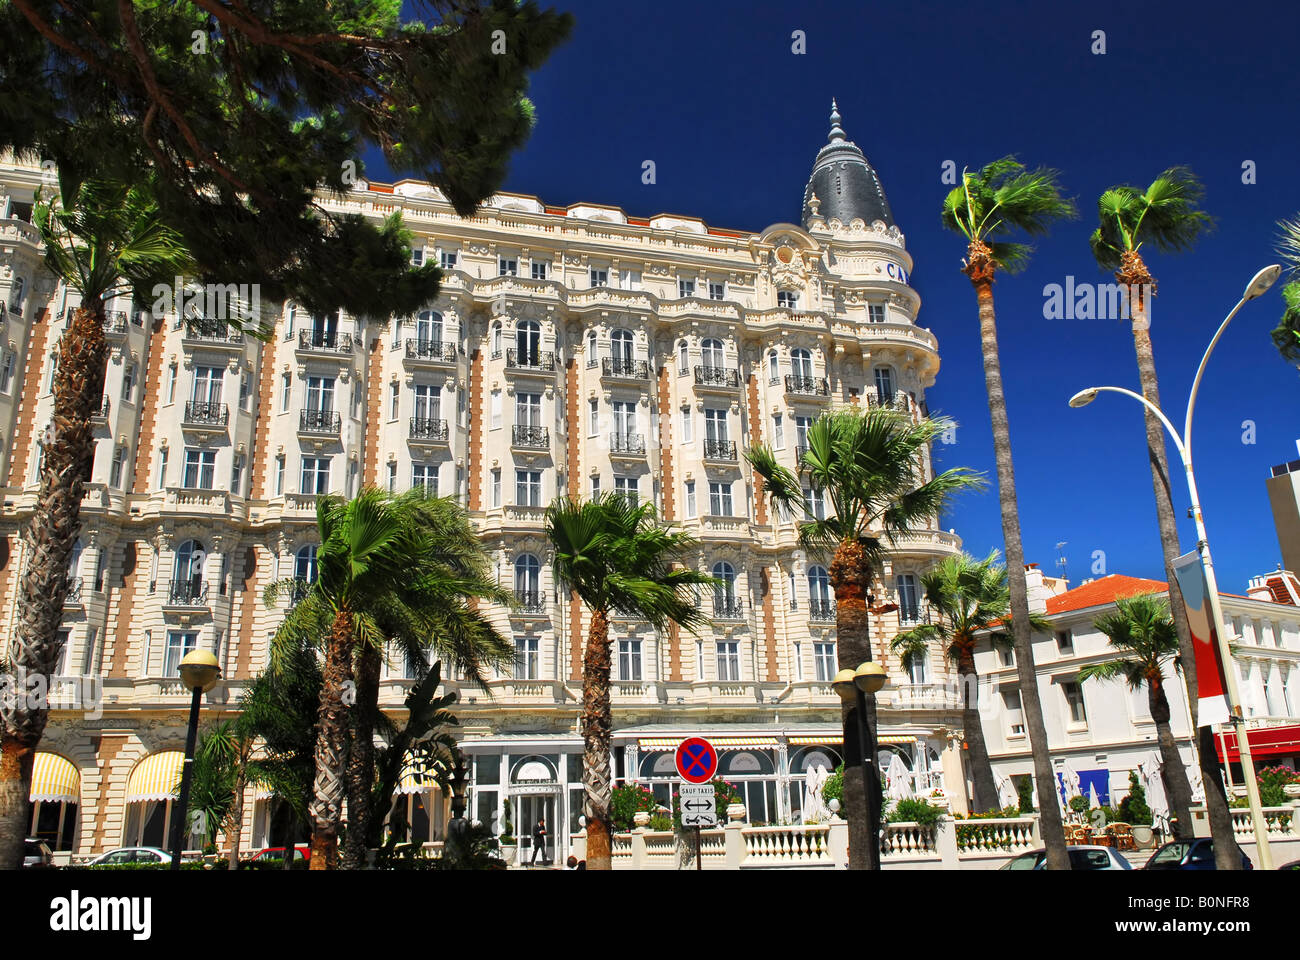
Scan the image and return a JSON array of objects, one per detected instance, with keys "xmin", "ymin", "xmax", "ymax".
[{"xmin": 1044, "ymin": 575, "xmax": 1169, "ymax": 615}]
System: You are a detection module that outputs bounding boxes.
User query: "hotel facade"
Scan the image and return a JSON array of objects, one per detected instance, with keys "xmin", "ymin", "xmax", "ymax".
[{"xmin": 0, "ymin": 108, "xmax": 975, "ymax": 863}]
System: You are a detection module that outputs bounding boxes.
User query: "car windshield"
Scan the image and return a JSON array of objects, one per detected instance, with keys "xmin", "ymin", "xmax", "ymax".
[
  {"xmin": 1070, "ymin": 849, "xmax": 1113, "ymax": 869},
  {"xmin": 1004, "ymin": 853, "xmax": 1042, "ymax": 870},
  {"xmin": 1149, "ymin": 842, "xmax": 1192, "ymax": 864}
]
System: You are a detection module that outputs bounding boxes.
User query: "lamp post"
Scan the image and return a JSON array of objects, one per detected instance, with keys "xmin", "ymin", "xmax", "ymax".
[
  {"xmin": 1068, "ymin": 263, "xmax": 1281, "ymax": 870},
  {"xmin": 833, "ymin": 660, "xmax": 888, "ymax": 870},
  {"xmin": 169, "ymin": 649, "xmax": 221, "ymax": 871}
]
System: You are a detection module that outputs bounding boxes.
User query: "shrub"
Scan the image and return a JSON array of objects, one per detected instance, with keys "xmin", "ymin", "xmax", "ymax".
[
  {"xmin": 647, "ymin": 814, "xmax": 674, "ymax": 832},
  {"xmin": 610, "ymin": 782, "xmax": 657, "ymax": 831},
  {"xmin": 1016, "ymin": 776, "xmax": 1035, "ymax": 813},
  {"xmin": 1068, "ymin": 795, "xmax": 1091, "ymax": 816},
  {"xmin": 1117, "ymin": 771, "xmax": 1152, "ymax": 825},
  {"xmin": 1258, "ymin": 765, "xmax": 1300, "ymax": 807},
  {"xmin": 885, "ymin": 798, "xmax": 945, "ymax": 826}
]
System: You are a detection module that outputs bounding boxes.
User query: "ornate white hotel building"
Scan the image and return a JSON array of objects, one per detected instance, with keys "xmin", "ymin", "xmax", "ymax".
[{"xmin": 0, "ymin": 107, "xmax": 975, "ymax": 863}]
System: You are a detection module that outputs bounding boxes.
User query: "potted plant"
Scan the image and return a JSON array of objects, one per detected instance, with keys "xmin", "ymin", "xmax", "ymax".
[{"xmin": 498, "ymin": 799, "xmax": 517, "ymax": 865}]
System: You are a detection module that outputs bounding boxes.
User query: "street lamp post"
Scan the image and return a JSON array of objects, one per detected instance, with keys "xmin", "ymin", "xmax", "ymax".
[
  {"xmin": 169, "ymin": 649, "xmax": 222, "ymax": 871},
  {"xmin": 1068, "ymin": 263, "xmax": 1282, "ymax": 870},
  {"xmin": 833, "ymin": 660, "xmax": 888, "ymax": 870}
]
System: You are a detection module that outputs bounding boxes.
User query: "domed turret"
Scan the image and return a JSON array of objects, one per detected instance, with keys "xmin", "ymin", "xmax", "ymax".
[{"xmin": 801, "ymin": 100, "xmax": 894, "ymax": 229}]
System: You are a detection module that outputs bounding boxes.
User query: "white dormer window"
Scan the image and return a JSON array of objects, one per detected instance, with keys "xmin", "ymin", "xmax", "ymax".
[{"xmin": 777, "ymin": 290, "xmax": 799, "ymax": 309}]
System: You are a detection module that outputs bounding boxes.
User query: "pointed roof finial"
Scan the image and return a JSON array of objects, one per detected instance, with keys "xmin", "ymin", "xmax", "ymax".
[{"xmin": 828, "ymin": 98, "xmax": 845, "ymax": 143}]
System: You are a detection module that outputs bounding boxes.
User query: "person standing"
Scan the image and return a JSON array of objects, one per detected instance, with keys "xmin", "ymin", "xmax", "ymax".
[{"xmin": 531, "ymin": 817, "xmax": 548, "ymax": 866}]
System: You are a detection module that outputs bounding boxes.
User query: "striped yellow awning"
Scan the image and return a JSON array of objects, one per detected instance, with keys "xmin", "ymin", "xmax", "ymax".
[
  {"xmin": 395, "ymin": 763, "xmax": 442, "ymax": 796},
  {"xmin": 787, "ymin": 735, "xmax": 917, "ymax": 746},
  {"xmin": 29, "ymin": 753, "xmax": 79, "ymax": 803},
  {"xmin": 637, "ymin": 737, "xmax": 779, "ymax": 752},
  {"xmin": 125, "ymin": 752, "xmax": 184, "ymax": 803}
]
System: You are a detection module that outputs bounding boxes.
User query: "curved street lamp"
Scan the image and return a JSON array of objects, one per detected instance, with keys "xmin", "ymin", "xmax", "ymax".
[
  {"xmin": 833, "ymin": 660, "xmax": 889, "ymax": 870},
  {"xmin": 1068, "ymin": 264, "xmax": 1282, "ymax": 869},
  {"xmin": 169, "ymin": 649, "xmax": 222, "ymax": 871}
]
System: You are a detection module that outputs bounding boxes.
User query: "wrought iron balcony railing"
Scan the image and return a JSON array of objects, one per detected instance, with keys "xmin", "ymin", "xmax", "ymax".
[
  {"xmin": 512, "ymin": 424, "xmax": 549, "ymax": 448},
  {"xmin": 299, "ymin": 329, "xmax": 352, "ymax": 352},
  {"xmin": 785, "ymin": 374, "xmax": 829, "ymax": 396},
  {"xmin": 183, "ymin": 318, "xmax": 244, "ymax": 344},
  {"xmin": 506, "ymin": 348, "xmax": 554, "ymax": 371},
  {"xmin": 609, "ymin": 433, "xmax": 646, "ymax": 455},
  {"xmin": 104, "ymin": 312, "xmax": 128, "ymax": 335},
  {"xmin": 694, "ymin": 365, "xmax": 740, "ymax": 388},
  {"xmin": 183, "ymin": 401, "xmax": 229, "ymax": 426},
  {"xmin": 405, "ymin": 339, "xmax": 458, "ymax": 363},
  {"xmin": 809, "ymin": 599, "xmax": 836, "ymax": 622},
  {"xmin": 713, "ymin": 597, "xmax": 745, "ymax": 619},
  {"xmin": 92, "ymin": 395, "xmax": 111, "ymax": 420},
  {"xmin": 601, "ymin": 357, "xmax": 650, "ymax": 379},
  {"xmin": 409, "ymin": 417, "xmax": 449, "ymax": 441},
  {"xmin": 703, "ymin": 438, "xmax": 738, "ymax": 461},
  {"xmin": 299, "ymin": 409, "xmax": 341, "ymax": 434},
  {"xmin": 64, "ymin": 579, "xmax": 83, "ymax": 603},
  {"xmin": 166, "ymin": 579, "xmax": 209, "ymax": 606},
  {"xmin": 795, "ymin": 443, "xmax": 810, "ymax": 461},
  {"xmin": 288, "ymin": 579, "xmax": 313, "ymax": 607},
  {"xmin": 515, "ymin": 591, "xmax": 546, "ymax": 614}
]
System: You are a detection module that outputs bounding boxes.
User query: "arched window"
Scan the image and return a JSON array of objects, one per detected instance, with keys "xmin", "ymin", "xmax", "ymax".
[
  {"xmin": 587, "ymin": 330, "xmax": 597, "ymax": 365},
  {"xmin": 791, "ymin": 348, "xmax": 813, "ymax": 379},
  {"xmin": 416, "ymin": 310, "xmax": 442, "ymax": 346},
  {"xmin": 515, "ymin": 553, "xmax": 540, "ymax": 603},
  {"xmin": 516, "ymin": 319, "xmax": 540, "ymax": 363},
  {"xmin": 491, "ymin": 321, "xmax": 503, "ymax": 357},
  {"xmin": 678, "ymin": 339, "xmax": 689, "ymax": 373},
  {"xmin": 295, "ymin": 544, "xmax": 318, "ymax": 584},
  {"xmin": 701, "ymin": 338, "xmax": 724, "ymax": 370},
  {"xmin": 768, "ymin": 350, "xmax": 779, "ymax": 383},
  {"xmin": 712, "ymin": 561, "xmax": 736, "ymax": 603},
  {"xmin": 807, "ymin": 565, "xmax": 830, "ymax": 603},
  {"xmin": 611, "ymin": 328, "xmax": 634, "ymax": 364},
  {"xmin": 874, "ymin": 366, "xmax": 894, "ymax": 404}
]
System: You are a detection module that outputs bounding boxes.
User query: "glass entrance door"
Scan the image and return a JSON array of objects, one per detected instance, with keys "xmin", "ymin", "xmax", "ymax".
[{"xmin": 515, "ymin": 792, "xmax": 557, "ymax": 865}]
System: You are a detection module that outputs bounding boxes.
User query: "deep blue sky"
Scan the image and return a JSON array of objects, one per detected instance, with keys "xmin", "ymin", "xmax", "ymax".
[{"xmin": 382, "ymin": 0, "xmax": 1300, "ymax": 592}]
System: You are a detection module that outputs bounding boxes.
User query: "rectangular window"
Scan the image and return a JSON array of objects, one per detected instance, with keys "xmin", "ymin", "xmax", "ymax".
[
  {"xmin": 439, "ymin": 249, "xmax": 457, "ymax": 270},
  {"xmin": 157, "ymin": 448, "xmax": 169, "ymax": 490},
  {"xmin": 589, "ymin": 398, "xmax": 599, "ymax": 436},
  {"xmin": 612, "ymin": 399, "xmax": 635, "ymax": 439},
  {"xmin": 47, "ymin": 354, "xmax": 57, "ymax": 392},
  {"xmin": 410, "ymin": 247, "xmax": 424, "ymax": 267},
  {"xmin": 275, "ymin": 455, "xmax": 285, "ymax": 495},
  {"xmin": 230, "ymin": 454, "xmax": 244, "ymax": 495},
  {"xmin": 514, "ymin": 637, "xmax": 539, "ymax": 680},
  {"xmin": 802, "ymin": 486, "xmax": 826, "ymax": 521},
  {"xmin": 793, "ymin": 641, "xmax": 803, "ymax": 681},
  {"xmin": 614, "ymin": 476, "xmax": 638, "ymax": 505},
  {"xmin": 681, "ymin": 406, "xmax": 693, "ymax": 443},
  {"xmin": 164, "ymin": 363, "xmax": 177, "ymax": 404},
  {"xmin": 1003, "ymin": 689, "xmax": 1025, "ymax": 736},
  {"xmin": 110, "ymin": 445, "xmax": 126, "ymax": 488},
  {"xmin": 81, "ymin": 627, "xmax": 99, "ymax": 676},
  {"xmin": 708, "ymin": 481, "xmax": 732, "ymax": 517},
  {"xmin": 777, "ymin": 290, "xmax": 799, "ymax": 309},
  {"xmin": 121, "ymin": 362, "xmax": 137, "ymax": 402},
  {"xmin": 589, "ymin": 268, "xmax": 608, "ymax": 288},
  {"xmin": 618, "ymin": 639, "xmax": 643, "ymax": 682},
  {"xmin": 896, "ymin": 574, "xmax": 920, "ymax": 623},
  {"xmin": 773, "ymin": 414, "xmax": 784, "ymax": 449},
  {"xmin": 1062, "ymin": 681, "xmax": 1088, "ymax": 725},
  {"xmin": 0, "ymin": 350, "xmax": 14, "ymax": 393},
  {"xmin": 704, "ymin": 408, "xmax": 727, "ymax": 442},
  {"xmin": 301, "ymin": 456, "xmax": 330, "ymax": 495},
  {"xmin": 685, "ymin": 480, "xmax": 696, "ymax": 519},
  {"xmin": 908, "ymin": 651, "xmax": 929, "ymax": 684},
  {"xmin": 531, "ymin": 261, "xmax": 549, "ymax": 281},
  {"xmin": 998, "ymin": 645, "xmax": 1015, "ymax": 667},
  {"xmin": 305, "ymin": 376, "xmax": 335, "ymax": 412},
  {"xmin": 280, "ymin": 373, "xmax": 292, "ymax": 412},
  {"xmin": 412, "ymin": 462, "xmax": 438, "ymax": 495},
  {"xmin": 164, "ymin": 631, "xmax": 198, "ymax": 678},
  {"xmin": 387, "ymin": 461, "xmax": 397, "ymax": 494},
  {"xmin": 619, "ymin": 270, "xmax": 642, "ymax": 291},
  {"xmin": 1055, "ymin": 630, "xmax": 1074, "ymax": 655},
  {"xmin": 868, "ymin": 303, "xmax": 886, "ymax": 323},
  {"xmin": 239, "ymin": 374, "xmax": 250, "ymax": 411},
  {"xmin": 708, "ymin": 281, "xmax": 725, "ymax": 301},
  {"xmin": 677, "ymin": 278, "xmax": 695, "ymax": 298},
  {"xmin": 491, "ymin": 468, "xmax": 502, "ymax": 507},
  {"xmin": 814, "ymin": 642, "xmax": 836, "ymax": 683},
  {"xmin": 389, "ymin": 382, "xmax": 399, "ymax": 420},
  {"xmin": 516, "ymin": 469, "xmax": 542, "ymax": 507},
  {"xmin": 515, "ymin": 392, "xmax": 541, "ymax": 428},
  {"xmin": 490, "ymin": 390, "xmax": 502, "ymax": 430},
  {"xmin": 499, "ymin": 257, "xmax": 517, "ymax": 277},
  {"xmin": 182, "ymin": 449, "xmax": 216, "ymax": 489},
  {"xmin": 716, "ymin": 641, "xmax": 740, "ymax": 682}
]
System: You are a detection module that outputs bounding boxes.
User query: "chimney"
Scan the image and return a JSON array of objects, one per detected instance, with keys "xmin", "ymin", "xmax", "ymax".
[{"xmin": 1024, "ymin": 563, "xmax": 1048, "ymax": 615}]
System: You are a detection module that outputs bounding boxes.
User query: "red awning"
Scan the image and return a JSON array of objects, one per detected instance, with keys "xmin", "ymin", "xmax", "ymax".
[{"xmin": 1213, "ymin": 724, "xmax": 1300, "ymax": 762}]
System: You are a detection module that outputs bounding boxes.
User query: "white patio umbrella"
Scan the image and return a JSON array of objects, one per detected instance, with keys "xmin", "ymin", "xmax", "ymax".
[
  {"xmin": 996, "ymin": 774, "xmax": 1019, "ymax": 810},
  {"xmin": 886, "ymin": 753, "xmax": 914, "ymax": 801},
  {"xmin": 1088, "ymin": 781, "xmax": 1101, "ymax": 810},
  {"xmin": 1186, "ymin": 761, "xmax": 1205, "ymax": 803},
  {"xmin": 1058, "ymin": 760, "xmax": 1081, "ymax": 817},
  {"xmin": 1138, "ymin": 753, "xmax": 1169, "ymax": 833}
]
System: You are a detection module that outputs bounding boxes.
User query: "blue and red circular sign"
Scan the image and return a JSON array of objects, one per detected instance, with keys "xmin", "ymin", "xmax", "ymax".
[{"xmin": 674, "ymin": 737, "xmax": 718, "ymax": 784}]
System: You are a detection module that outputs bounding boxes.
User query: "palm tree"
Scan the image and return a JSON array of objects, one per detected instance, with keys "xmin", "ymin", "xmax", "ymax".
[
  {"xmin": 890, "ymin": 551, "xmax": 1050, "ymax": 813},
  {"xmin": 1088, "ymin": 168, "xmax": 1235, "ymax": 863},
  {"xmin": 747, "ymin": 406, "xmax": 982, "ymax": 868},
  {"xmin": 1078, "ymin": 594, "xmax": 1195, "ymax": 838},
  {"xmin": 263, "ymin": 487, "xmax": 512, "ymax": 869},
  {"xmin": 0, "ymin": 175, "xmax": 194, "ymax": 869},
  {"xmin": 1273, "ymin": 216, "xmax": 1300, "ymax": 369},
  {"xmin": 941, "ymin": 156, "xmax": 1076, "ymax": 869},
  {"xmin": 545, "ymin": 494, "xmax": 716, "ymax": 870}
]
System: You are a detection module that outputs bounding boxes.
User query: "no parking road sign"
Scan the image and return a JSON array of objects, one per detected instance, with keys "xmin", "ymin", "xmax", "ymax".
[{"xmin": 674, "ymin": 737, "xmax": 718, "ymax": 784}]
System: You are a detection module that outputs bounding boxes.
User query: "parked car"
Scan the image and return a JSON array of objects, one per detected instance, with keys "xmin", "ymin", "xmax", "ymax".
[
  {"xmin": 1278, "ymin": 860, "xmax": 1300, "ymax": 871},
  {"xmin": 999, "ymin": 846, "xmax": 1133, "ymax": 870},
  {"xmin": 1143, "ymin": 838, "xmax": 1253, "ymax": 870},
  {"xmin": 247, "ymin": 845, "xmax": 310, "ymax": 863},
  {"xmin": 88, "ymin": 846, "xmax": 173, "ymax": 866},
  {"xmin": 23, "ymin": 838, "xmax": 53, "ymax": 868}
]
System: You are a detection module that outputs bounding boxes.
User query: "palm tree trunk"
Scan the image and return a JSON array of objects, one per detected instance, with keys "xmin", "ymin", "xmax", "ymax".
[
  {"xmin": 0, "ymin": 304, "xmax": 107, "ymax": 870},
  {"xmin": 957, "ymin": 643, "xmax": 998, "ymax": 813},
  {"xmin": 581, "ymin": 608, "xmax": 614, "ymax": 870},
  {"xmin": 342, "ymin": 643, "xmax": 381, "ymax": 869},
  {"xmin": 1148, "ymin": 677, "xmax": 1195, "ymax": 839},
  {"xmin": 309, "ymin": 608, "xmax": 355, "ymax": 870},
  {"xmin": 965, "ymin": 250, "xmax": 1069, "ymax": 869},
  {"xmin": 829, "ymin": 537, "xmax": 878, "ymax": 869},
  {"xmin": 1121, "ymin": 255, "xmax": 1239, "ymax": 867},
  {"xmin": 227, "ymin": 772, "xmax": 246, "ymax": 870}
]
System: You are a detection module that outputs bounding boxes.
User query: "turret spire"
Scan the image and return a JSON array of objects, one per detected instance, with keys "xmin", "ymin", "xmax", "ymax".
[{"xmin": 828, "ymin": 98, "xmax": 845, "ymax": 143}]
